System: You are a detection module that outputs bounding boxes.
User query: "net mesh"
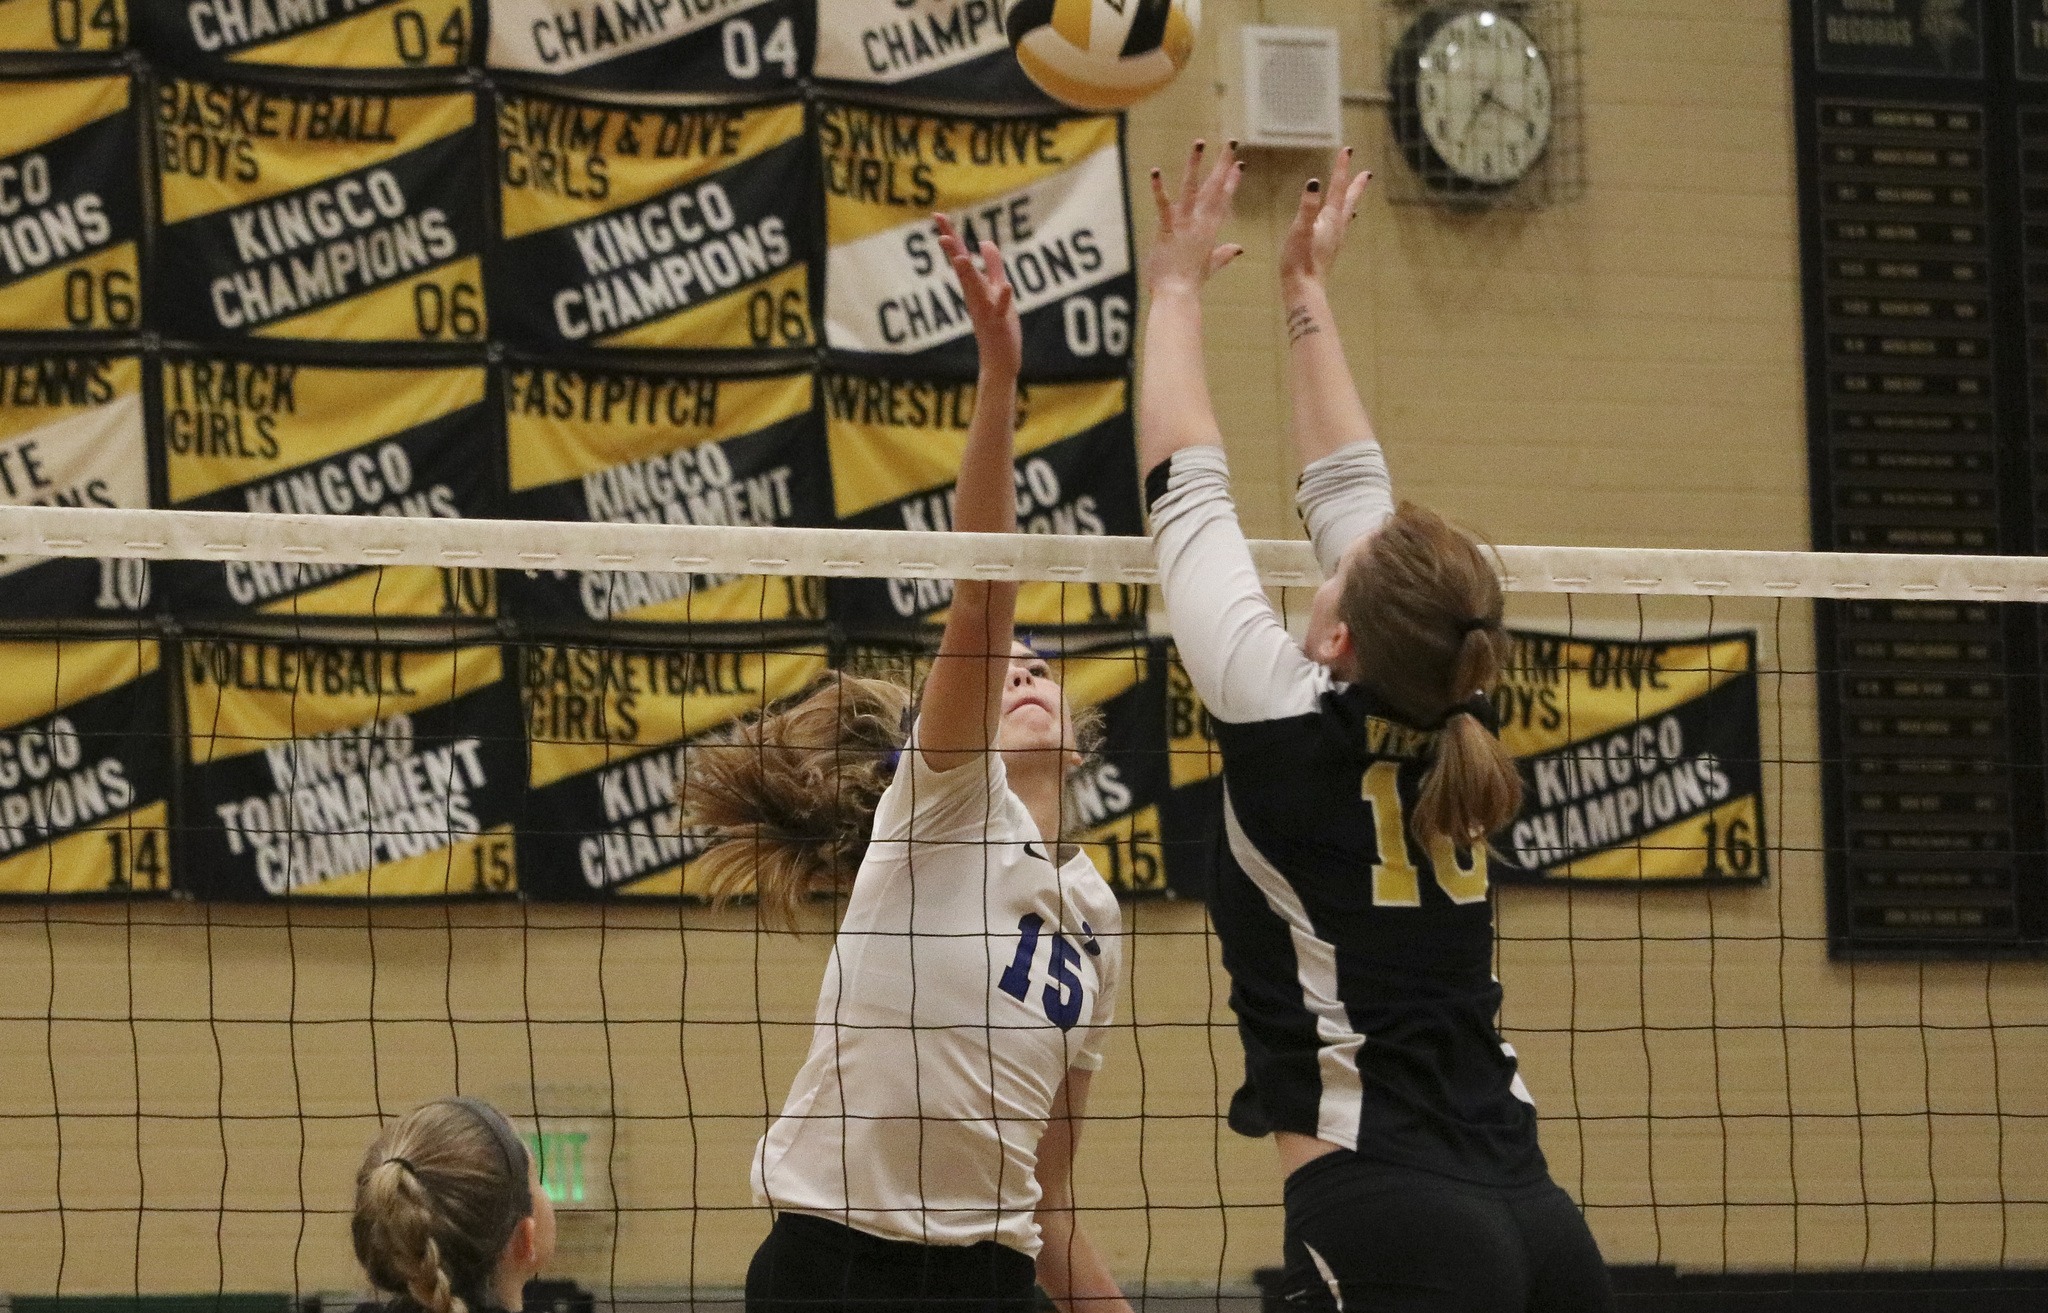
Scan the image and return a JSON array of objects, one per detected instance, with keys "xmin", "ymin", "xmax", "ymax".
[{"xmin": 0, "ymin": 506, "xmax": 2042, "ymax": 1303}]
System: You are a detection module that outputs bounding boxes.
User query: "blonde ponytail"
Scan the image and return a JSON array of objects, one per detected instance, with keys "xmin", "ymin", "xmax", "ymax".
[
  {"xmin": 1411, "ymin": 632, "xmax": 1523, "ymax": 846},
  {"xmin": 352, "ymin": 1101, "xmax": 528, "ymax": 1313},
  {"xmin": 1340, "ymin": 503, "xmax": 1524, "ymax": 848},
  {"xmin": 683, "ymin": 673, "xmax": 913, "ymax": 929}
]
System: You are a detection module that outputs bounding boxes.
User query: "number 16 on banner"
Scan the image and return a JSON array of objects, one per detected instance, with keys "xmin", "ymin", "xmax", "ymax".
[{"xmin": 819, "ymin": 101, "xmax": 1135, "ymax": 381}]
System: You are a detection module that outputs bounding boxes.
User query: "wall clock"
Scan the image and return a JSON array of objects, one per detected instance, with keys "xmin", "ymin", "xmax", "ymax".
[{"xmin": 1389, "ymin": 6, "xmax": 1556, "ymax": 196}]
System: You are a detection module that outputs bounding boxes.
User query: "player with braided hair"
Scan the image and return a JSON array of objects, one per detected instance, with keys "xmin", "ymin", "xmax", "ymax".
[{"xmin": 352, "ymin": 1098, "xmax": 555, "ymax": 1313}]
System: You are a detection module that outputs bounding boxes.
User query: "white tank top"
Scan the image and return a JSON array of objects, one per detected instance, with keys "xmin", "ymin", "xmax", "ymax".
[{"xmin": 751, "ymin": 738, "xmax": 1123, "ymax": 1256}]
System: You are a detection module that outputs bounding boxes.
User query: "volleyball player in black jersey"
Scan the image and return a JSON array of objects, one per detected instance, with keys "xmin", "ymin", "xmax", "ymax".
[{"xmin": 1137, "ymin": 141, "xmax": 1612, "ymax": 1312}]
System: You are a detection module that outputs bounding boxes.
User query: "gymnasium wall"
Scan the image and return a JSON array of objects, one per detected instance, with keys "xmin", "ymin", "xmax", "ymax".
[{"xmin": 2, "ymin": 0, "xmax": 2044, "ymax": 1296}]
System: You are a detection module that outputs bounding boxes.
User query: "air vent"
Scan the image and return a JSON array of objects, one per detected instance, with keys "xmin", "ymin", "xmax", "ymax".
[{"xmin": 1240, "ymin": 25, "xmax": 1343, "ymax": 149}]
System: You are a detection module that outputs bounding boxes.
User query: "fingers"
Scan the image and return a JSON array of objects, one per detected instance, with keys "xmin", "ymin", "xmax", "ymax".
[
  {"xmin": 1149, "ymin": 166, "xmax": 1173, "ymax": 233},
  {"xmin": 978, "ymin": 239, "xmax": 1011, "ymax": 296},
  {"xmin": 1207, "ymin": 244, "xmax": 1245, "ymax": 276},
  {"xmin": 1325, "ymin": 147, "xmax": 1350, "ymax": 217},
  {"xmin": 1177, "ymin": 139, "xmax": 1205, "ymax": 210},
  {"xmin": 1343, "ymin": 167, "xmax": 1373, "ymax": 221}
]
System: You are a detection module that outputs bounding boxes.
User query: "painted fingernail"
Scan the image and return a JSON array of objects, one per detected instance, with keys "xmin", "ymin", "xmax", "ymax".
[
  {"xmin": 1306, "ymin": 179, "xmax": 1321, "ymax": 192},
  {"xmin": 1150, "ymin": 167, "xmax": 1161, "ymax": 177},
  {"xmin": 1227, "ymin": 139, "xmax": 1239, "ymax": 151},
  {"xmin": 1194, "ymin": 140, "xmax": 1205, "ymax": 151}
]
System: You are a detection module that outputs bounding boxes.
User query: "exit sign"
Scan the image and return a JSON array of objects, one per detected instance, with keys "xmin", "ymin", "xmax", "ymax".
[{"xmin": 523, "ymin": 1129, "xmax": 591, "ymax": 1206}]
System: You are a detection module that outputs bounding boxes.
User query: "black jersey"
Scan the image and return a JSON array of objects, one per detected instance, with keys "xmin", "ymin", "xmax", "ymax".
[{"xmin": 1149, "ymin": 443, "xmax": 1546, "ymax": 1189}]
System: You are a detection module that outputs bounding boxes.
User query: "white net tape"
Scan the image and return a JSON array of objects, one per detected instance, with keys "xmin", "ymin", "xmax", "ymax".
[{"xmin": 4, "ymin": 502, "xmax": 2047, "ymax": 600}]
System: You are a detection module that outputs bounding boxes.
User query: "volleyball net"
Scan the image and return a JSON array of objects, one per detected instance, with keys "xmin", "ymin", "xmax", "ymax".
[{"xmin": 0, "ymin": 504, "xmax": 2042, "ymax": 1302}]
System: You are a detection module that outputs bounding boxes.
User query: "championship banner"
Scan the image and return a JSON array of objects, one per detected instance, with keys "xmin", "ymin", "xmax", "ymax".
[
  {"xmin": 812, "ymin": 1, "xmax": 1059, "ymax": 111},
  {"xmin": 503, "ymin": 365, "xmax": 828, "ymax": 628},
  {"xmin": 0, "ymin": 639, "xmax": 170, "ymax": 896},
  {"xmin": 824, "ymin": 372, "xmax": 1143, "ymax": 630},
  {"xmin": 0, "ymin": 75, "xmax": 143, "ymax": 334},
  {"xmin": 0, "ymin": 0, "xmax": 125, "ymax": 54},
  {"xmin": 517, "ymin": 641, "xmax": 828, "ymax": 899},
  {"xmin": 153, "ymin": 80, "xmax": 488, "ymax": 344},
  {"xmin": 1497, "ymin": 630, "xmax": 1767, "ymax": 882},
  {"xmin": 493, "ymin": 93, "xmax": 815, "ymax": 354},
  {"xmin": 1161, "ymin": 640, "xmax": 1221, "ymax": 898},
  {"xmin": 178, "ymin": 639, "xmax": 524, "ymax": 898},
  {"xmin": 485, "ymin": 0, "xmax": 803, "ymax": 93},
  {"xmin": 1061, "ymin": 640, "xmax": 1168, "ymax": 895},
  {"xmin": 842, "ymin": 637, "xmax": 1170, "ymax": 896},
  {"xmin": 0, "ymin": 353, "xmax": 152, "ymax": 619},
  {"xmin": 819, "ymin": 100, "xmax": 1133, "ymax": 380},
  {"xmin": 134, "ymin": 0, "xmax": 471, "ymax": 70},
  {"xmin": 160, "ymin": 356, "xmax": 497, "ymax": 619}
]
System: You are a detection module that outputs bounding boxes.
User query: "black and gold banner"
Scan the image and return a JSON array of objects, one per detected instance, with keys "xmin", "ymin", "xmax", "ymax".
[
  {"xmin": 0, "ymin": 638, "xmax": 169, "ymax": 896},
  {"xmin": 812, "ymin": 0, "xmax": 1056, "ymax": 110},
  {"xmin": 0, "ymin": 0, "xmax": 125, "ymax": 53},
  {"xmin": 0, "ymin": 353, "xmax": 152, "ymax": 618},
  {"xmin": 1161, "ymin": 640, "xmax": 1221, "ymax": 898},
  {"xmin": 160, "ymin": 356, "xmax": 497, "ymax": 618},
  {"xmin": 819, "ymin": 100, "xmax": 1132, "ymax": 379},
  {"xmin": 0, "ymin": 74, "xmax": 143, "ymax": 334},
  {"xmin": 516, "ymin": 640, "xmax": 827, "ymax": 898},
  {"xmin": 134, "ymin": 0, "xmax": 472, "ymax": 71},
  {"xmin": 492, "ymin": 93, "xmax": 815, "ymax": 353},
  {"xmin": 824, "ymin": 372, "xmax": 1142, "ymax": 630},
  {"xmin": 1060, "ymin": 639, "xmax": 1168, "ymax": 896},
  {"xmin": 1497, "ymin": 630, "xmax": 1767, "ymax": 882},
  {"xmin": 485, "ymin": 0, "xmax": 804, "ymax": 93},
  {"xmin": 178, "ymin": 639, "xmax": 524, "ymax": 898},
  {"xmin": 153, "ymin": 79, "xmax": 487, "ymax": 343},
  {"xmin": 504, "ymin": 364, "xmax": 827, "ymax": 627}
]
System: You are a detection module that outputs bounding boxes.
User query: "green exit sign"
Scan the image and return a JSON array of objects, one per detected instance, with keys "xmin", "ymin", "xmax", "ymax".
[{"xmin": 524, "ymin": 1129, "xmax": 590, "ymax": 1205}]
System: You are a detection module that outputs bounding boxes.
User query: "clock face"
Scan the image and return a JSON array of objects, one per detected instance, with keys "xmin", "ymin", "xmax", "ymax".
[{"xmin": 1409, "ymin": 10, "xmax": 1554, "ymax": 188}]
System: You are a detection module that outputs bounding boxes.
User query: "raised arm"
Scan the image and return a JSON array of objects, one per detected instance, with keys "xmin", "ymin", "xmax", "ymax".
[
  {"xmin": 917, "ymin": 217, "xmax": 1023, "ymax": 773},
  {"xmin": 1033, "ymin": 1069, "xmax": 1133, "ymax": 1313},
  {"xmin": 1140, "ymin": 141, "xmax": 1323, "ymax": 724},
  {"xmin": 1136, "ymin": 139, "xmax": 1243, "ymax": 479},
  {"xmin": 1281, "ymin": 149, "xmax": 1394, "ymax": 576}
]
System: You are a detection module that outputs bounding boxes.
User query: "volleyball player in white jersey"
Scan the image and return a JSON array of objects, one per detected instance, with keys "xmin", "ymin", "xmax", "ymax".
[
  {"xmin": 685, "ymin": 218, "xmax": 1129, "ymax": 1313},
  {"xmin": 1137, "ymin": 143, "xmax": 1612, "ymax": 1312}
]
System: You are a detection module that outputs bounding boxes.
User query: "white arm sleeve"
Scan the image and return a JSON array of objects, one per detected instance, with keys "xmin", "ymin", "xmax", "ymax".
[
  {"xmin": 1147, "ymin": 447, "xmax": 1324, "ymax": 725},
  {"xmin": 1295, "ymin": 441, "xmax": 1395, "ymax": 578}
]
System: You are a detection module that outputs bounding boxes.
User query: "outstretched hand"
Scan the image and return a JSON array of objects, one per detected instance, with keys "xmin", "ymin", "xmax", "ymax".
[
  {"xmin": 1145, "ymin": 138, "xmax": 1245, "ymax": 296},
  {"xmin": 935, "ymin": 214, "xmax": 1022, "ymax": 380},
  {"xmin": 1280, "ymin": 147, "xmax": 1373, "ymax": 287}
]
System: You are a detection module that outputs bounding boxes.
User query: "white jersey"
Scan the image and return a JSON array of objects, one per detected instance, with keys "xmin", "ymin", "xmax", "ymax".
[{"xmin": 751, "ymin": 734, "xmax": 1123, "ymax": 1256}]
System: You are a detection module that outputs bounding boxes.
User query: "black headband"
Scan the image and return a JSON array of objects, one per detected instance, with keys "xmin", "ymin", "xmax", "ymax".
[
  {"xmin": 1458, "ymin": 616, "xmax": 1494, "ymax": 636},
  {"xmin": 1440, "ymin": 693, "xmax": 1500, "ymax": 733},
  {"xmin": 440, "ymin": 1097, "xmax": 534, "ymax": 1223}
]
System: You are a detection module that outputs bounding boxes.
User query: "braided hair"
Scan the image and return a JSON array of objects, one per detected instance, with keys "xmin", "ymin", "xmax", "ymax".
[{"xmin": 352, "ymin": 1099, "xmax": 533, "ymax": 1313}]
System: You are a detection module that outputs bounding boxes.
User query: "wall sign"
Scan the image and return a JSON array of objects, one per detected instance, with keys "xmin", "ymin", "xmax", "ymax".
[
  {"xmin": 819, "ymin": 100, "xmax": 1133, "ymax": 379},
  {"xmin": 493, "ymin": 93, "xmax": 815, "ymax": 354},
  {"xmin": 154, "ymin": 80, "xmax": 488, "ymax": 344},
  {"xmin": 179, "ymin": 639, "xmax": 524, "ymax": 898},
  {"xmin": 503, "ymin": 365, "xmax": 828, "ymax": 627},
  {"xmin": 0, "ymin": 353, "xmax": 151, "ymax": 619}
]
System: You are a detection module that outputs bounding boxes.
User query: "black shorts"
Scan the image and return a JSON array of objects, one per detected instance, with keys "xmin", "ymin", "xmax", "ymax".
[
  {"xmin": 745, "ymin": 1211, "xmax": 1037, "ymax": 1313},
  {"xmin": 1278, "ymin": 1153, "xmax": 1613, "ymax": 1313}
]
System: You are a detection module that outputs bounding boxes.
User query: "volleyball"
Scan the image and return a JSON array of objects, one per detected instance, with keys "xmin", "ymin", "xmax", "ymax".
[{"xmin": 1007, "ymin": 0, "xmax": 1201, "ymax": 112}]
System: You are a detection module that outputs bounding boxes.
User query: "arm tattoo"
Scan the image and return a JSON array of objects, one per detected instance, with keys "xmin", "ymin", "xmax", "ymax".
[{"xmin": 1286, "ymin": 305, "xmax": 1321, "ymax": 344}]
